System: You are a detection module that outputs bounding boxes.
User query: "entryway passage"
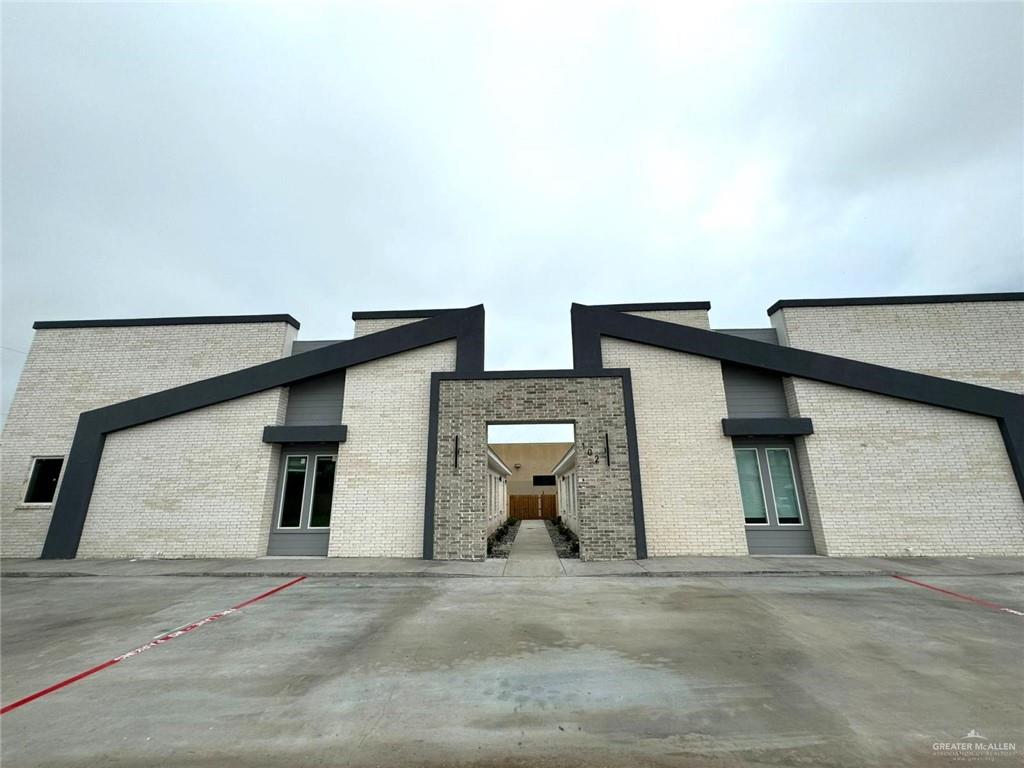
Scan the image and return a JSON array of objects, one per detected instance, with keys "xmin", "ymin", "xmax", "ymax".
[{"xmin": 504, "ymin": 520, "xmax": 564, "ymax": 577}]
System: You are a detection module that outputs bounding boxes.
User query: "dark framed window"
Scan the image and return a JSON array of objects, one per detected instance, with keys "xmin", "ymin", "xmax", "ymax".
[
  {"xmin": 278, "ymin": 456, "xmax": 308, "ymax": 528},
  {"xmin": 533, "ymin": 475, "xmax": 556, "ymax": 486},
  {"xmin": 273, "ymin": 450, "xmax": 338, "ymax": 532},
  {"xmin": 24, "ymin": 458, "xmax": 64, "ymax": 504},
  {"xmin": 308, "ymin": 456, "xmax": 336, "ymax": 528}
]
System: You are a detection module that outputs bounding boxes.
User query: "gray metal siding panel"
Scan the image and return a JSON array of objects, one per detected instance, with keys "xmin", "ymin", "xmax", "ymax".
[
  {"xmin": 285, "ymin": 371, "xmax": 345, "ymax": 426},
  {"xmin": 721, "ymin": 364, "xmax": 789, "ymax": 418},
  {"xmin": 291, "ymin": 340, "xmax": 343, "ymax": 354},
  {"xmin": 745, "ymin": 529, "xmax": 816, "ymax": 554},
  {"xmin": 716, "ymin": 328, "xmax": 779, "ymax": 344},
  {"xmin": 267, "ymin": 531, "xmax": 329, "ymax": 556}
]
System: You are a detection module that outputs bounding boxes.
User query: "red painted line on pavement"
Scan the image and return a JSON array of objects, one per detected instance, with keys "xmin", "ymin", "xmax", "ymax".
[
  {"xmin": 228, "ymin": 575, "xmax": 306, "ymax": 610},
  {"xmin": 0, "ymin": 575, "xmax": 306, "ymax": 716},
  {"xmin": 890, "ymin": 574, "xmax": 1023, "ymax": 616}
]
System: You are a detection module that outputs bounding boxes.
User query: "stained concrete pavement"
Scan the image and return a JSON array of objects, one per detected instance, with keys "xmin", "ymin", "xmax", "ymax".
[{"xmin": 2, "ymin": 572, "xmax": 1022, "ymax": 766}]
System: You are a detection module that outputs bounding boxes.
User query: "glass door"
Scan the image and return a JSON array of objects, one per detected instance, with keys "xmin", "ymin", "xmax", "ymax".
[
  {"xmin": 308, "ymin": 455, "xmax": 337, "ymax": 528},
  {"xmin": 764, "ymin": 448, "xmax": 802, "ymax": 526},
  {"xmin": 268, "ymin": 450, "xmax": 337, "ymax": 556},
  {"xmin": 734, "ymin": 446, "xmax": 804, "ymax": 527},
  {"xmin": 278, "ymin": 455, "xmax": 309, "ymax": 529},
  {"xmin": 733, "ymin": 441, "xmax": 815, "ymax": 554}
]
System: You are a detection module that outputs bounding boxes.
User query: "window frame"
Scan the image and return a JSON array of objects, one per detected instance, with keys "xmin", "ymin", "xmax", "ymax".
[
  {"xmin": 306, "ymin": 454, "xmax": 336, "ymax": 529},
  {"xmin": 22, "ymin": 456, "xmax": 66, "ymax": 506},
  {"xmin": 764, "ymin": 447, "xmax": 804, "ymax": 526},
  {"xmin": 276, "ymin": 454, "xmax": 310, "ymax": 529},
  {"xmin": 734, "ymin": 447, "xmax": 771, "ymax": 526}
]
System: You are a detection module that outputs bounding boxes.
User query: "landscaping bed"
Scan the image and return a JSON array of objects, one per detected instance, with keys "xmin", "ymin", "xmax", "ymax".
[
  {"xmin": 544, "ymin": 517, "xmax": 580, "ymax": 558},
  {"xmin": 486, "ymin": 518, "xmax": 520, "ymax": 558}
]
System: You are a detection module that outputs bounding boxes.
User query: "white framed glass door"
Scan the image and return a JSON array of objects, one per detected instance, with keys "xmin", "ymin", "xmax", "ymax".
[
  {"xmin": 268, "ymin": 447, "xmax": 337, "ymax": 556},
  {"xmin": 732, "ymin": 439, "xmax": 815, "ymax": 555}
]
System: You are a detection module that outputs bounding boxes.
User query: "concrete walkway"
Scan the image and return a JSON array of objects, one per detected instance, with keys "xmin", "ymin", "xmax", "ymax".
[
  {"xmin": 1, "ymin": 554, "xmax": 1020, "ymax": 579},
  {"xmin": 502, "ymin": 520, "xmax": 564, "ymax": 577}
]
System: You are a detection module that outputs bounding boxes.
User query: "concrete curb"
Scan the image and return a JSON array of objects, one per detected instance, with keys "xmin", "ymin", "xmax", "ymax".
[
  {"xmin": 4, "ymin": 569, "xmax": 1021, "ymax": 579},
  {"xmin": 0, "ymin": 571, "xmax": 483, "ymax": 579}
]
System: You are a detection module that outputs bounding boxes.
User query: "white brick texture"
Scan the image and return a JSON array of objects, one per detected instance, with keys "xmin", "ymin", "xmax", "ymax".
[
  {"xmin": 602, "ymin": 338, "xmax": 748, "ymax": 556},
  {"xmin": 352, "ymin": 317, "xmax": 425, "ymax": 338},
  {"xmin": 329, "ymin": 341, "xmax": 457, "ymax": 557},
  {"xmin": 1, "ymin": 322, "xmax": 295, "ymax": 557},
  {"xmin": 484, "ymin": 471, "xmax": 507, "ymax": 535},
  {"xmin": 772, "ymin": 302, "xmax": 1024, "ymax": 394},
  {"xmin": 79, "ymin": 390, "xmax": 287, "ymax": 558},
  {"xmin": 626, "ymin": 309, "xmax": 711, "ymax": 329},
  {"xmin": 786, "ymin": 378, "xmax": 1024, "ymax": 556}
]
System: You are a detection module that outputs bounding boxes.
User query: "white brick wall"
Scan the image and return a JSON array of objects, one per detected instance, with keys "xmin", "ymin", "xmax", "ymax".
[
  {"xmin": 484, "ymin": 470, "xmax": 507, "ymax": 535},
  {"xmin": 772, "ymin": 302, "xmax": 1024, "ymax": 394},
  {"xmin": 353, "ymin": 317, "xmax": 425, "ymax": 338},
  {"xmin": 625, "ymin": 309, "xmax": 711, "ymax": 329},
  {"xmin": 556, "ymin": 469, "xmax": 581, "ymax": 535},
  {"xmin": 785, "ymin": 378, "xmax": 1024, "ymax": 556},
  {"xmin": 78, "ymin": 390, "xmax": 287, "ymax": 558},
  {"xmin": 330, "ymin": 341, "xmax": 457, "ymax": 557},
  {"xmin": 1, "ymin": 321, "xmax": 296, "ymax": 557},
  {"xmin": 602, "ymin": 338, "xmax": 748, "ymax": 556}
]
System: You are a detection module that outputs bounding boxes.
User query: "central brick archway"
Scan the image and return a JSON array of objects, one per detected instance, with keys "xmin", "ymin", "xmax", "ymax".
[{"xmin": 423, "ymin": 370, "xmax": 646, "ymax": 561}]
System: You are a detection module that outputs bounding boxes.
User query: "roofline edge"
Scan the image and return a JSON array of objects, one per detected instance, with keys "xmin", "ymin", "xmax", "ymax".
[
  {"xmin": 33, "ymin": 314, "xmax": 301, "ymax": 330},
  {"xmin": 767, "ymin": 292, "xmax": 1024, "ymax": 316}
]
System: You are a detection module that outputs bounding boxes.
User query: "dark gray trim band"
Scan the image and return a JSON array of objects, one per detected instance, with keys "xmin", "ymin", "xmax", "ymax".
[
  {"xmin": 620, "ymin": 370, "xmax": 647, "ymax": 559},
  {"xmin": 262, "ymin": 425, "xmax": 348, "ymax": 444},
  {"xmin": 767, "ymin": 292, "xmax": 1024, "ymax": 316},
  {"xmin": 595, "ymin": 301, "xmax": 711, "ymax": 312},
  {"xmin": 998, "ymin": 415, "xmax": 1024, "ymax": 508},
  {"xmin": 571, "ymin": 304, "xmax": 1019, "ymax": 415},
  {"xmin": 422, "ymin": 373, "xmax": 443, "ymax": 559},
  {"xmin": 351, "ymin": 308, "xmax": 461, "ymax": 320},
  {"xmin": 41, "ymin": 306, "xmax": 485, "ymax": 559},
  {"xmin": 571, "ymin": 303, "xmax": 1024, "ymax": 504},
  {"xmin": 422, "ymin": 368, "xmax": 647, "ymax": 560},
  {"xmin": 33, "ymin": 314, "xmax": 300, "ymax": 330},
  {"xmin": 722, "ymin": 418, "xmax": 814, "ymax": 437}
]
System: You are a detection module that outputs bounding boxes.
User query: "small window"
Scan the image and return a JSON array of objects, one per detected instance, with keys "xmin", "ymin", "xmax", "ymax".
[
  {"xmin": 24, "ymin": 458, "xmax": 64, "ymax": 504},
  {"xmin": 533, "ymin": 475, "xmax": 556, "ymax": 486}
]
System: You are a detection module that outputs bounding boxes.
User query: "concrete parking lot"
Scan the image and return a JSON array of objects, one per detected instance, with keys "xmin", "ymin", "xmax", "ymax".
[{"xmin": 2, "ymin": 571, "xmax": 1021, "ymax": 767}]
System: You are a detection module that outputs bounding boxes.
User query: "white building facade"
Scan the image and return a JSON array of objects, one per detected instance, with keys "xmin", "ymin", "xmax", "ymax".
[{"xmin": 2, "ymin": 294, "xmax": 1022, "ymax": 561}]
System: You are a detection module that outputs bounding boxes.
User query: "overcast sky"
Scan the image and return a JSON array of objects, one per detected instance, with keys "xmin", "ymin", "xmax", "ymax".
[{"xmin": 3, "ymin": 1, "xmax": 1022, "ymax": 427}]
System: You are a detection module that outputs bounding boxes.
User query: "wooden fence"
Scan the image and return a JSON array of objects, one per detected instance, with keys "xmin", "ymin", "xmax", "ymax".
[{"xmin": 509, "ymin": 494, "xmax": 557, "ymax": 520}]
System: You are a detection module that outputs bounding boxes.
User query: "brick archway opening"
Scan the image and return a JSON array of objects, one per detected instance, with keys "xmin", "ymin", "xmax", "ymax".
[{"xmin": 424, "ymin": 370, "xmax": 646, "ymax": 561}]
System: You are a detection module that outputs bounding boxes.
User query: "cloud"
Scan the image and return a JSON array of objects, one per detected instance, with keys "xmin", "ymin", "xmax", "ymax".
[{"xmin": 2, "ymin": 1, "xmax": 1021, "ymax": 421}]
